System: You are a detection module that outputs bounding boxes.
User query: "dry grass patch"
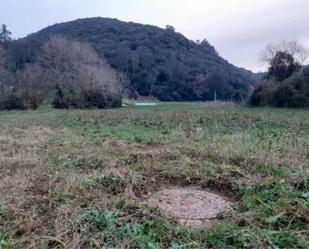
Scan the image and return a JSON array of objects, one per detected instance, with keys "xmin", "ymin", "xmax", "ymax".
[{"xmin": 0, "ymin": 106, "xmax": 308, "ymax": 248}]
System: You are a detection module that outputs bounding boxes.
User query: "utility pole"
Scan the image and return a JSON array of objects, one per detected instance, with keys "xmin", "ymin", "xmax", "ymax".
[{"xmin": 214, "ymin": 90, "xmax": 217, "ymax": 102}]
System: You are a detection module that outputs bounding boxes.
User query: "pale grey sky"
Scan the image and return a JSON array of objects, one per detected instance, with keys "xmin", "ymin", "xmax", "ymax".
[{"xmin": 1, "ymin": 0, "xmax": 309, "ymax": 72}]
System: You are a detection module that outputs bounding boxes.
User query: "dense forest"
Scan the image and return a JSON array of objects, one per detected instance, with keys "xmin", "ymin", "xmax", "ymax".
[{"xmin": 5, "ymin": 18, "xmax": 260, "ymax": 102}]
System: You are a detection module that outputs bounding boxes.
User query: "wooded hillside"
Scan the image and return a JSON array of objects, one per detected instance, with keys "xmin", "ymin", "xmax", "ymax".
[{"xmin": 8, "ymin": 18, "xmax": 259, "ymax": 101}]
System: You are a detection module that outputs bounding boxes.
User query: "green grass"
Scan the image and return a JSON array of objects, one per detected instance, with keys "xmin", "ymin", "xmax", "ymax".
[{"xmin": 0, "ymin": 103, "xmax": 308, "ymax": 248}]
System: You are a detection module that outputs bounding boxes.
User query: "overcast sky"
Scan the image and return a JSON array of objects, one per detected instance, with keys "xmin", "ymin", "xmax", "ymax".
[{"xmin": 1, "ymin": 0, "xmax": 309, "ymax": 72}]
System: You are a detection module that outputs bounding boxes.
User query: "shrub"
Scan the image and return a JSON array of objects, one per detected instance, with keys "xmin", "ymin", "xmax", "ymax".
[
  {"xmin": 250, "ymin": 75, "xmax": 309, "ymax": 108},
  {"xmin": 105, "ymin": 94, "xmax": 122, "ymax": 108},
  {"xmin": 273, "ymin": 76, "xmax": 309, "ymax": 107},
  {"xmin": 0, "ymin": 94, "xmax": 25, "ymax": 110},
  {"xmin": 84, "ymin": 90, "xmax": 107, "ymax": 109},
  {"xmin": 51, "ymin": 84, "xmax": 68, "ymax": 109},
  {"xmin": 84, "ymin": 91, "xmax": 122, "ymax": 109},
  {"xmin": 249, "ymin": 80, "xmax": 278, "ymax": 106},
  {"xmin": 52, "ymin": 87, "xmax": 122, "ymax": 109},
  {"xmin": 87, "ymin": 173, "xmax": 126, "ymax": 194},
  {"xmin": 231, "ymin": 90, "xmax": 244, "ymax": 104}
]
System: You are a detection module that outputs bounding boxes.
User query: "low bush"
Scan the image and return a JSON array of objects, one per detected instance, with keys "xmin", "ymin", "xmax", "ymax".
[
  {"xmin": 250, "ymin": 75, "xmax": 309, "ymax": 108},
  {"xmin": 0, "ymin": 94, "xmax": 25, "ymax": 110},
  {"xmin": 52, "ymin": 86, "xmax": 122, "ymax": 109}
]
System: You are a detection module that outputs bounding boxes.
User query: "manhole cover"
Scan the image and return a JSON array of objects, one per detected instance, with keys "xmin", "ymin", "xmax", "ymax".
[{"xmin": 146, "ymin": 186, "xmax": 231, "ymax": 228}]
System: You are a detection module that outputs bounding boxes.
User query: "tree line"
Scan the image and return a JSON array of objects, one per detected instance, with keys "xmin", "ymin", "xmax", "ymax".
[
  {"xmin": 0, "ymin": 25, "xmax": 122, "ymax": 110},
  {"xmin": 3, "ymin": 18, "xmax": 259, "ymax": 102},
  {"xmin": 1, "ymin": 20, "xmax": 308, "ymax": 110},
  {"xmin": 250, "ymin": 40, "xmax": 309, "ymax": 108}
]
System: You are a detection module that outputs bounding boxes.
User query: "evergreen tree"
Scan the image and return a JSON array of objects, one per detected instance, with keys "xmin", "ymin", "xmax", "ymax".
[{"xmin": 0, "ymin": 24, "xmax": 12, "ymax": 43}]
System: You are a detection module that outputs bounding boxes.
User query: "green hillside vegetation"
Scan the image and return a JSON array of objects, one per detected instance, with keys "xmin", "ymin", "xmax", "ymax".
[{"xmin": 7, "ymin": 18, "xmax": 259, "ymax": 102}]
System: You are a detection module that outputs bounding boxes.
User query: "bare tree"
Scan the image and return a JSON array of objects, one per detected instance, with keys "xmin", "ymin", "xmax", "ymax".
[
  {"xmin": 261, "ymin": 40, "xmax": 308, "ymax": 65},
  {"xmin": 39, "ymin": 36, "xmax": 122, "ymax": 108},
  {"xmin": 260, "ymin": 40, "xmax": 308, "ymax": 81},
  {"xmin": 16, "ymin": 63, "xmax": 47, "ymax": 109},
  {"xmin": 38, "ymin": 36, "xmax": 82, "ymax": 88},
  {"xmin": 73, "ymin": 63, "xmax": 122, "ymax": 108}
]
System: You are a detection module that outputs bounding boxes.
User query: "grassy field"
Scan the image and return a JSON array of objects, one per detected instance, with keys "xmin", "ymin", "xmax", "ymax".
[{"xmin": 0, "ymin": 103, "xmax": 308, "ymax": 249}]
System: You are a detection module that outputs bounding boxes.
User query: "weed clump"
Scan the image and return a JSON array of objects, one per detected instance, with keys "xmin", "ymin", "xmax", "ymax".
[
  {"xmin": 58, "ymin": 153, "xmax": 107, "ymax": 169},
  {"xmin": 80, "ymin": 207, "xmax": 201, "ymax": 248},
  {"xmin": 87, "ymin": 173, "xmax": 127, "ymax": 195}
]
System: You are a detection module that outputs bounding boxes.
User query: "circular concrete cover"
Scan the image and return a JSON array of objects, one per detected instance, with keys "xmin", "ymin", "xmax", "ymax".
[{"xmin": 146, "ymin": 186, "xmax": 230, "ymax": 228}]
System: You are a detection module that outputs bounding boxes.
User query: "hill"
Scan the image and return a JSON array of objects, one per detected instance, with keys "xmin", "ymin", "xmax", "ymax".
[{"xmin": 9, "ymin": 17, "xmax": 259, "ymax": 101}]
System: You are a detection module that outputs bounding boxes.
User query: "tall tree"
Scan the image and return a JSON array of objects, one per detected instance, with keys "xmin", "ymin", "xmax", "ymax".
[
  {"xmin": 261, "ymin": 40, "xmax": 308, "ymax": 66},
  {"xmin": 268, "ymin": 51, "xmax": 301, "ymax": 81},
  {"xmin": 165, "ymin": 25, "xmax": 175, "ymax": 32},
  {"xmin": 0, "ymin": 24, "xmax": 12, "ymax": 43},
  {"xmin": 261, "ymin": 40, "xmax": 308, "ymax": 81},
  {"xmin": 250, "ymin": 40, "xmax": 309, "ymax": 107},
  {"xmin": 39, "ymin": 36, "xmax": 121, "ymax": 109},
  {"xmin": 0, "ymin": 45, "xmax": 9, "ymax": 95},
  {"xmin": 16, "ymin": 63, "xmax": 47, "ymax": 109}
]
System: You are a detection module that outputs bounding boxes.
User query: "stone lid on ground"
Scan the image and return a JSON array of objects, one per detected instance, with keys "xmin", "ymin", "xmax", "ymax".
[{"xmin": 145, "ymin": 186, "xmax": 231, "ymax": 229}]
